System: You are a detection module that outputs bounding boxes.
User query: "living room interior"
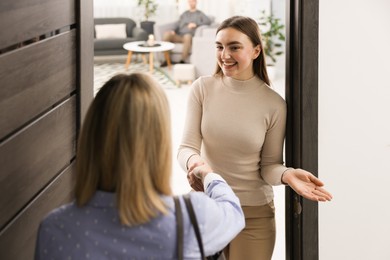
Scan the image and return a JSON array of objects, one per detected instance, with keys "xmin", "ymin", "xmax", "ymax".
[
  {"xmin": 93, "ymin": 0, "xmax": 286, "ymax": 89},
  {"xmin": 93, "ymin": 1, "xmax": 287, "ymax": 259}
]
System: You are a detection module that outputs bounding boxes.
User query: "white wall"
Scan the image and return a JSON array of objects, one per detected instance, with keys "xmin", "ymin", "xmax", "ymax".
[
  {"xmin": 319, "ymin": 0, "xmax": 390, "ymax": 259},
  {"xmin": 93, "ymin": 0, "xmax": 271, "ymax": 25},
  {"xmin": 93, "ymin": 0, "xmax": 180, "ymax": 24}
]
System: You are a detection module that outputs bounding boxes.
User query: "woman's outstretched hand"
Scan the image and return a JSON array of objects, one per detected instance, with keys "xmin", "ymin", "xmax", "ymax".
[{"xmin": 282, "ymin": 168, "xmax": 333, "ymax": 202}]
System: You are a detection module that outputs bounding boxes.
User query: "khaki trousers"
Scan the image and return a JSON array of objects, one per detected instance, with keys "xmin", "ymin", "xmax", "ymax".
[
  {"xmin": 224, "ymin": 201, "xmax": 276, "ymax": 260},
  {"xmin": 162, "ymin": 32, "xmax": 192, "ymax": 61}
]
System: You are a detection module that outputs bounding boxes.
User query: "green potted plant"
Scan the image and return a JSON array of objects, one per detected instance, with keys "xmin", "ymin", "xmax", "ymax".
[
  {"xmin": 137, "ymin": 0, "xmax": 158, "ymax": 35},
  {"xmin": 258, "ymin": 10, "xmax": 286, "ymax": 66}
]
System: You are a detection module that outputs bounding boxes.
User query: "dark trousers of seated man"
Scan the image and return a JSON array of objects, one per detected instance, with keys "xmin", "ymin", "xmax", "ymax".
[{"xmin": 163, "ymin": 32, "xmax": 192, "ymax": 62}]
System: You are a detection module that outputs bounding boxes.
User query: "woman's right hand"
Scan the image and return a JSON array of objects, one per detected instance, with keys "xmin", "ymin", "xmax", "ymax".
[
  {"xmin": 282, "ymin": 168, "xmax": 333, "ymax": 202},
  {"xmin": 187, "ymin": 155, "xmax": 211, "ymax": 191}
]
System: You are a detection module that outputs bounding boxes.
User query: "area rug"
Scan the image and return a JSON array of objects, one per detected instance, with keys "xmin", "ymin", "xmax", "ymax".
[{"xmin": 94, "ymin": 62, "xmax": 177, "ymax": 95}]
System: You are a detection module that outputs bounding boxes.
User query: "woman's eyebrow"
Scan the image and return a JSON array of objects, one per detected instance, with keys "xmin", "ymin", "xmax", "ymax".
[{"xmin": 215, "ymin": 41, "xmax": 242, "ymax": 45}]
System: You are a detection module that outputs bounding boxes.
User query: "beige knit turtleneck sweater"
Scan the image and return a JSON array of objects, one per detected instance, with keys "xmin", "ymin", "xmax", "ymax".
[{"xmin": 178, "ymin": 75, "xmax": 288, "ymax": 206}]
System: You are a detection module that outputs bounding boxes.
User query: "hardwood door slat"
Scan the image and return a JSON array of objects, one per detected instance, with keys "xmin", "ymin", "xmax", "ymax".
[
  {"xmin": 0, "ymin": 0, "xmax": 76, "ymax": 49},
  {"xmin": 0, "ymin": 31, "xmax": 76, "ymax": 140},
  {"xmin": 0, "ymin": 162, "xmax": 75, "ymax": 260},
  {"xmin": 0, "ymin": 97, "xmax": 76, "ymax": 229}
]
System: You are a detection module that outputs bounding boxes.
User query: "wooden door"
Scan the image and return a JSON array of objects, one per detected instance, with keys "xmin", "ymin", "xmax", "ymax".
[
  {"xmin": 0, "ymin": 0, "xmax": 93, "ymax": 258},
  {"xmin": 285, "ymin": 0, "xmax": 320, "ymax": 259}
]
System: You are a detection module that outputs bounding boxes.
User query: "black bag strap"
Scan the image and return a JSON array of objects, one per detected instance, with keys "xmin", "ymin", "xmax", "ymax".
[
  {"xmin": 174, "ymin": 196, "xmax": 184, "ymax": 260},
  {"xmin": 183, "ymin": 193, "xmax": 206, "ymax": 260}
]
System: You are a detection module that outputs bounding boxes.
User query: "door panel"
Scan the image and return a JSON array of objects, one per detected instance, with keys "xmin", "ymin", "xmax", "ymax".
[
  {"xmin": 285, "ymin": 0, "xmax": 319, "ymax": 259},
  {"xmin": 0, "ymin": 31, "xmax": 77, "ymax": 140},
  {"xmin": 0, "ymin": 0, "xmax": 93, "ymax": 259},
  {"xmin": 0, "ymin": 163, "xmax": 76, "ymax": 260},
  {"xmin": 0, "ymin": 97, "xmax": 76, "ymax": 229},
  {"xmin": 0, "ymin": 0, "xmax": 76, "ymax": 50}
]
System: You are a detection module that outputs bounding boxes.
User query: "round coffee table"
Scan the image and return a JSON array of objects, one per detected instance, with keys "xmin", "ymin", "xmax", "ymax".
[{"xmin": 123, "ymin": 41, "xmax": 175, "ymax": 72}]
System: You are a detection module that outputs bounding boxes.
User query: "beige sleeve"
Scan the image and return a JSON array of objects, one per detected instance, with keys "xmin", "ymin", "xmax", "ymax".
[
  {"xmin": 177, "ymin": 79, "xmax": 204, "ymax": 171},
  {"xmin": 260, "ymin": 100, "xmax": 289, "ymax": 185}
]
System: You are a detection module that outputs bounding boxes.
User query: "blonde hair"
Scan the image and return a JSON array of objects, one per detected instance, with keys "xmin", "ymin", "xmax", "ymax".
[{"xmin": 75, "ymin": 73, "xmax": 172, "ymax": 225}]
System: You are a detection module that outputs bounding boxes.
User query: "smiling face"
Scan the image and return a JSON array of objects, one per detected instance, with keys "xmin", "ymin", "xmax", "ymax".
[{"xmin": 215, "ymin": 28, "xmax": 261, "ymax": 80}]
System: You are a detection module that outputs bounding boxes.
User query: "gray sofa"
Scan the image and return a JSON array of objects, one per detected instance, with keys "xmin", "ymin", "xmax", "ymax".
[{"xmin": 94, "ymin": 17, "xmax": 148, "ymax": 56}]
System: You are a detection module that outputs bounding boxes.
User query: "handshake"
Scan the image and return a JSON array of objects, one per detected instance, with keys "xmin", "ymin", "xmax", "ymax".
[{"xmin": 186, "ymin": 155, "xmax": 212, "ymax": 192}]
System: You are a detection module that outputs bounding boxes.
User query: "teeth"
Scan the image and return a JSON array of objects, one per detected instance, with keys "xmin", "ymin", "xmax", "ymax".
[{"xmin": 224, "ymin": 62, "xmax": 235, "ymax": 66}]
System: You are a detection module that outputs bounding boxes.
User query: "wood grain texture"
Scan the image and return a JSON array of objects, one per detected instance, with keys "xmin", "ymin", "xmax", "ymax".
[
  {"xmin": 78, "ymin": 0, "xmax": 95, "ymax": 125},
  {"xmin": 0, "ymin": 162, "xmax": 75, "ymax": 260},
  {"xmin": 0, "ymin": 97, "xmax": 76, "ymax": 229},
  {"xmin": 0, "ymin": 30, "xmax": 76, "ymax": 140},
  {"xmin": 300, "ymin": 1, "xmax": 319, "ymax": 259},
  {"xmin": 0, "ymin": 0, "xmax": 93, "ymax": 258},
  {"xmin": 0, "ymin": 0, "xmax": 76, "ymax": 50}
]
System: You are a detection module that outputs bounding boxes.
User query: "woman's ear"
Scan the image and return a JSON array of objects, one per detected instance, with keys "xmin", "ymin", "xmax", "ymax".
[{"xmin": 253, "ymin": 45, "xmax": 261, "ymax": 59}]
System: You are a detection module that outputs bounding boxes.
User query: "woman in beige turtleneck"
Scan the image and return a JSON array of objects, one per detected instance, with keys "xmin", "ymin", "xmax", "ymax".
[{"xmin": 177, "ymin": 16, "xmax": 332, "ymax": 260}]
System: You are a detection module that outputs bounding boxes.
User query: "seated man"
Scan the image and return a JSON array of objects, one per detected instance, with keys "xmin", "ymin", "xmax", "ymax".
[{"xmin": 161, "ymin": 0, "xmax": 211, "ymax": 66}]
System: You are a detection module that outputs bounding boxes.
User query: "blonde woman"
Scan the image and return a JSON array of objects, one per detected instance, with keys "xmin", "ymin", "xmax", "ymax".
[{"xmin": 35, "ymin": 73, "xmax": 244, "ymax": 259}]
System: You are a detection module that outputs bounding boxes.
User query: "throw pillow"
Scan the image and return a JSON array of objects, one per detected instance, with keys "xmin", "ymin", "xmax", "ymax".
[{"xmin": 95, "ymin": 24, "xmax": 127, "ymax": 39}]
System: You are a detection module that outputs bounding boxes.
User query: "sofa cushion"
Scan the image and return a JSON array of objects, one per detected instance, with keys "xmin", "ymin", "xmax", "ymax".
[
  {"xmin": 95, "ymin": 24, "xmax": 127, "ymax": 39},
  {"xmin": 94, "ymin": 38, "xmax": 136, "ymax": 50},
  {"xmin": 94, "ymin": 17, "xmax": 148, "ymax": 56},
  {"xmin": 195, "ymin": 27, "xmax": 217, "ymax": 38}
]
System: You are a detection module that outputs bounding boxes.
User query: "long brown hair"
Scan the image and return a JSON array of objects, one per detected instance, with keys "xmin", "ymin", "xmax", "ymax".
[
  {"xmin": 214, "ymin": 16, "xmax": 270, "ymax": 85},
  {"xmin": 75, "ymin": 73, "xmax": 172, "ymax": 225}
]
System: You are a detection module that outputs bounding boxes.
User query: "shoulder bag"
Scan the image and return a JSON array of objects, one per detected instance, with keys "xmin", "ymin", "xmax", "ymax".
[{"xmin": 174, "ymin": 195, "xmax": 224, "ymax": 260}]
